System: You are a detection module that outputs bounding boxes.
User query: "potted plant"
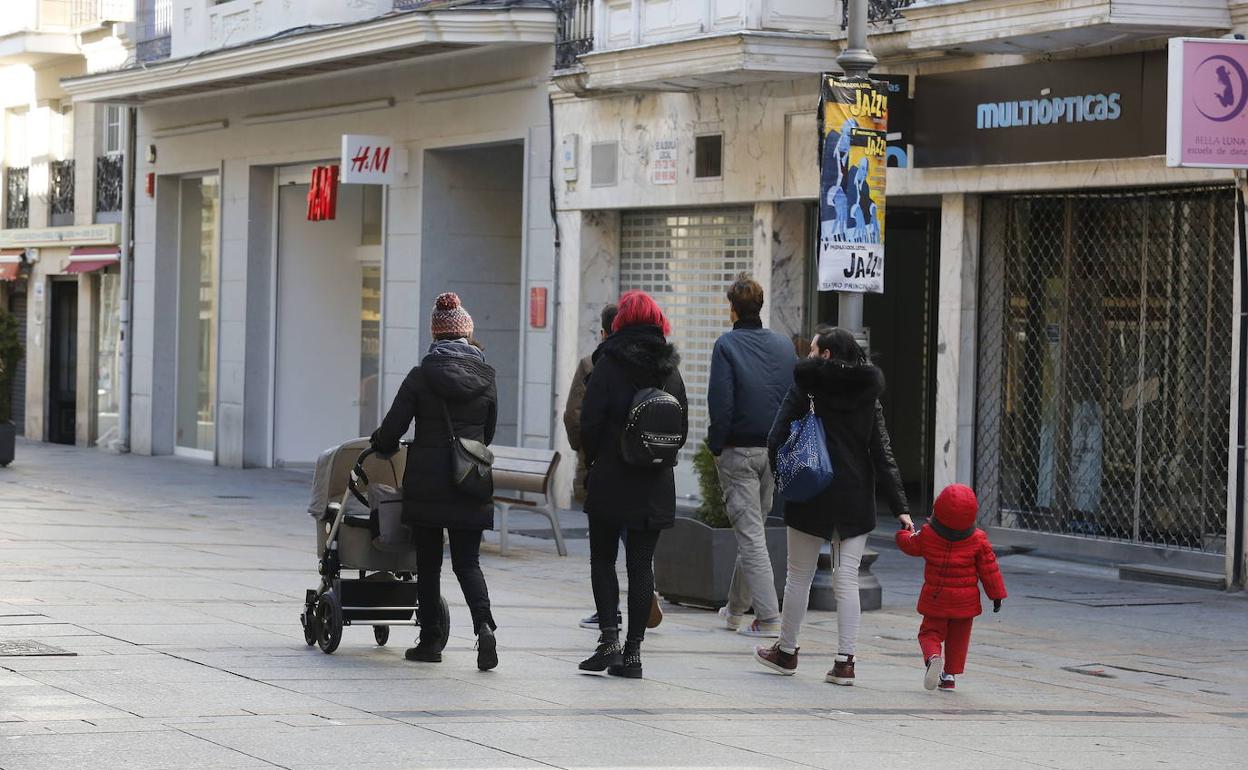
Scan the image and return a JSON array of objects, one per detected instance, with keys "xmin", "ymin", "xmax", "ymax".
[
  {"xmin": 0, "ymin": 305, "xmax": 21, "ymax": 467},
  {"xmin": 653, "ymin": 442, "xmax": 787, "ymax": 608}
]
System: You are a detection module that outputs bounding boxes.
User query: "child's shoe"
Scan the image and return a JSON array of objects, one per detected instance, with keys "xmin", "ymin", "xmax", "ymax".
[
  {"xmin": 938, "ymin": 672, "xmax": 956, "ymax": 691},
  {"xmin": 825, "ymin": 654, "xmax": 855, "ymax": 686},
  {"xmin": 924, "ymin": 655, "xmax": 943, "ymax": 691}
]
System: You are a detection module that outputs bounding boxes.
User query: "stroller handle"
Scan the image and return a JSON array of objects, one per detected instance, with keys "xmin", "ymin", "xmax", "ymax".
[{"xmin": 348, "ymin": 447, "xmax": 375, "ymax": 508}]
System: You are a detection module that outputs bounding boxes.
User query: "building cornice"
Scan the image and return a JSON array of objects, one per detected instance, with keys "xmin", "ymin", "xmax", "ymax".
[{"xmin": 61, "ymin": 8, "xmax": 556, "ymax": 103}]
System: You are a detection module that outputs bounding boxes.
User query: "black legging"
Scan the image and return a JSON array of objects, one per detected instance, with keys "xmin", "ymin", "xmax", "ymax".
[
  {"xmin": 414, "ymin": 527, "xmax": 495, "ymax": 640},
  {"xmin": 589, "ymin": 518, "xmax": 661, "ymax": 644}
]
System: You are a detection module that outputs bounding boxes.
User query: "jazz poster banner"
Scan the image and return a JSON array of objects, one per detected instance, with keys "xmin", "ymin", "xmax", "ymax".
[
  {"xmin": 818, "ymin": 74, "xmax": 889, "ymax": 293},
  {"xmin": 1167, "ymin": 38, "xmax": 1248, "ymax": 169}
]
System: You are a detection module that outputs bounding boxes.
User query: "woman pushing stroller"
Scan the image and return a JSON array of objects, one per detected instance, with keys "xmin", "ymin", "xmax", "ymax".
[{"xmin": 370, "ymin": 292, "xmax": 500, "ymax": 671}]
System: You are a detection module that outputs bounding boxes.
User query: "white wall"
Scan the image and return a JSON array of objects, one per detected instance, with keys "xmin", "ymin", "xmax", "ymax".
[
  {"xmin": 597, "ymin": 0, "xmax": 841, "ymax": 50},
  {"xmin": 128, "ymin": 44, "xmax": 556, "ymax": 465},
  {"xmin": 171, "ymin": 0, "xmax": 394, "ymax": 59}
]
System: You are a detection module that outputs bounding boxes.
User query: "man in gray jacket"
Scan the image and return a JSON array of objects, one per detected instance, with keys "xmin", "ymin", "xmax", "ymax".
[{"xmin": 707, "ymin": 275, "xmax": 796, "ymax": 637}]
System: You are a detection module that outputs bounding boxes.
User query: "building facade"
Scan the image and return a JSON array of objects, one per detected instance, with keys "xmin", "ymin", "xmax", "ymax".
[
  {"xmin": 550, "ymin": 0, "xmax": 1248, "ymax": 585},
  {"xmin": 64, "ymin": 0, "xmax": 560, "ymax": 467},
  {"xmin": 0, "ymin": 1, "xmax": 131, "ymax": 449}
]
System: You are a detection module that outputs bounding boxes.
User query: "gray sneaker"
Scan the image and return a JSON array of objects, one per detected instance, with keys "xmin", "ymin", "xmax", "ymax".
[
  {"xmin": 717, "ymin": 606, "xmax": 744, "ymax": 630},
  {"xmin": 738, "ymin": 619, "xmax": 781, "ymax": 638}
]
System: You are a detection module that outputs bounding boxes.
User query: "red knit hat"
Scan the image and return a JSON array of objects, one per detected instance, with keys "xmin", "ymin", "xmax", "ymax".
[
  {"xmin": 431, "ymin": 292, "xmax": 473, "ymax": 337},
  {"xmin": 933, "ymin": 484, "xmax": 979, "ymax": 531},
  {"xmin": 613, "ymin": 290, "xmax": 671, "ymax": 336}
]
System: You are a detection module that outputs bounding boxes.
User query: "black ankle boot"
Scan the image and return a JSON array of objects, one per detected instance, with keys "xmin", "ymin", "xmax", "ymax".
[
  {"xmin": 476, "ymin": 623, "xmax": 498, "ymax": 671},
  {"xmin": 609, "ymin": 640, "xmax": 642, "ymax": 679},
  {"xmin": 579, "ymin": 631, "xmax": 623, "ymax": 672},
  {"xmin": 405, "ymin": 627, "xmax": 444, "ymax": 663}
]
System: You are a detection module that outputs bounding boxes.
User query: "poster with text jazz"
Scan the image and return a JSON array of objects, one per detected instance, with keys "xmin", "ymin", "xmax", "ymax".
[{"xmin": 818, "ymin": 75, "xmax": 889, "ymax": 293}]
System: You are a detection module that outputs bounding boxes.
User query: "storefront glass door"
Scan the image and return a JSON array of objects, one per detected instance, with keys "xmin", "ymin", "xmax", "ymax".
[{"xmin": 175, "ymin": 175, "xmax": 219, "ymax": 458}]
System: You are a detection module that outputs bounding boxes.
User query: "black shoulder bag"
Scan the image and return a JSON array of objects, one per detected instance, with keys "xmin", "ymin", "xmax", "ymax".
[{"xmin": 438, "ymin": 398, "xmax": 495, "ymax": 501}]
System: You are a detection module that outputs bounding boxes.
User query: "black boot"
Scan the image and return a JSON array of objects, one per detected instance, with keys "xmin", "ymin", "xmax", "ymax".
[
  {"xmin": 476, "ymin": 622, "xmax": 498, "ymax": 671},
  {"xmin": 609, "ymin": 640, "xmax": 642, "ymax": 679},
  {"xmin": 578, "ymin": 631, "xmax": 623, "ymax": 672},
  {"xmin": 405, "ymin": 627, "xmax": 444, "ymax": 663}
]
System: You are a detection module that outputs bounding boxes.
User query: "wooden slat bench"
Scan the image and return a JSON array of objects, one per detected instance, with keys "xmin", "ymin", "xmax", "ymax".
[{"xmin": 491, "ymin": 446, "xmax": 565, "ymax": 556}]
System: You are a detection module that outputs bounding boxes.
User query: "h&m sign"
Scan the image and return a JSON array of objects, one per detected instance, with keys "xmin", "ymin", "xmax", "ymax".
[{"xmin": 340, "ymin": 134, "xmax": 405, "ymax": 185}]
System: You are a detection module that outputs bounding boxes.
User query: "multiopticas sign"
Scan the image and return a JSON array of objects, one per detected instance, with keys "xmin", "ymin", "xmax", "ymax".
[
  {"xmin": 976, "ymin": 93, "xmax": 1122, "ymax": 130},
  {"xmin": 914, "ymin": 52, "xmax": 1165, "ymax": 167}
]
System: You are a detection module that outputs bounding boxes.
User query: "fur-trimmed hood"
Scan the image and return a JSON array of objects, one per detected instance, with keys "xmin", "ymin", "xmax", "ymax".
[
  {"xmin": 594, "ymin": 324, "xmax": 681, "ymax": 382},
  {"xmin": 794, "ymin": 357, "xmax": 885, "ymax": 411}
]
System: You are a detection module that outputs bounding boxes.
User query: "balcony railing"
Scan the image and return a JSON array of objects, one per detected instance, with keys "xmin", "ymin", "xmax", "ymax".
[
  {"xmin": 841, "ymin": 0, "xmax": 916, "ymax": 28},
  {"xmin": 49, "ymin": 159, "xmax": 74, "ymax": 224},
  {"xmin": 95, "ymin": 155, "xmax": 123, "ymax": 215},
  {"xmin": 5, "ymin": 167, "xmax": 29, "ymax": 230},
  {"xmin": 136, "ymin": 0, "xmax": 172, "ymax": 63},
  {"xmin": 555, "ymin": 0, "xmax": 593, "ymax": 69}
]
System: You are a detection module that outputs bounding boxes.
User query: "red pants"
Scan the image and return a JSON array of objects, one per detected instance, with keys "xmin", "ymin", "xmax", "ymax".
[{"xmin": 918, "ymin": 616, "xmax": 974, "ymax": 675}]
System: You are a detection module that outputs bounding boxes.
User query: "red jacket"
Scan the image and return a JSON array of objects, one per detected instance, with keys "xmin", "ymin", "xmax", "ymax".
[{"xmin": 897, "ymin": 524, "xmax": 1007, "ymax": 618}]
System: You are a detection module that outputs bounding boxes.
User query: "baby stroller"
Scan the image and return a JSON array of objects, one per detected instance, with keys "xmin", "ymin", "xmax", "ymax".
[{"xmin": 301, "ymin": 438, "xmax": 450, "ymax": 654}]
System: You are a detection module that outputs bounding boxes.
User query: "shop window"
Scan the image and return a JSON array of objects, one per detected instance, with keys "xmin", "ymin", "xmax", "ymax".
[
  {"xmin": 96, "ymin": 271, "xmax": 122, "ymax": 447},
  {"xmin": 101, "ymin": 105, "xmax": 123, "ymax": 156},
  {"xmin": 695, "ymin": 134, "xmax": 722, "ymax": 179},
  {"xmin": 975, "ymin": 187, "xmax": 1235, "ymax": 554}
]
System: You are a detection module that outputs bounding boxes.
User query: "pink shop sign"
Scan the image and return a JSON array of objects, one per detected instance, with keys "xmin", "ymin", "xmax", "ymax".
[{"xmin": 1168, "ymin": 38, "xmax": 1248, "ymax": 168}]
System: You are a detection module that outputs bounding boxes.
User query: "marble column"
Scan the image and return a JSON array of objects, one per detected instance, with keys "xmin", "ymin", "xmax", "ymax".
[
  {"xmin": 551, "ymin": 209, "xmax": 619, "ymax": 509},
  {"xmin": 933, "ymin": 193, "xmax": 980, "ymax": 492},
  {"xmin": 770, "ymin": 201, "xmax": 808, "ymax": 342}
]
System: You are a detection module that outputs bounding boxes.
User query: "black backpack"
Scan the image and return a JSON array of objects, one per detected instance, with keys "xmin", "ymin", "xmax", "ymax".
[{"xmin": 620, "ymin": 386, "xmax": 685, "ymax": 468}]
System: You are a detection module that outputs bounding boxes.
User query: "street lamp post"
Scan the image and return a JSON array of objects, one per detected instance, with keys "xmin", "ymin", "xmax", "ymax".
[{"xmin": 834, "ymin": 0, "xmax": 877, "ymax": 334}]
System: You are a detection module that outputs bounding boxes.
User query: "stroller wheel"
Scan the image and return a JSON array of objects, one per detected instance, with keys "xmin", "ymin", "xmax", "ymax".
[
  {"xmin": 316, "ymin": 591, "xmax": 343, "ymax": 654},
  {"xmin": 300, "ymin": 590, "xmax": 318, "ymax": 647},
  {"xmin": 300, "ymin": 610, "xmax": 317, "ymax": 647},
  {"xmin": 437, "ymin": 595, "xmax": 451, "ymax": 650},
  {"xmin": 373, "ymin": 625, "xmax": 390, "ymax": 646}
]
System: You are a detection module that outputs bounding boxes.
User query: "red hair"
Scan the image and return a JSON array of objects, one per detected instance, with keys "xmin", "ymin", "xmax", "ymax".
[{"xmin": 612, "ymin": 290, "xmax": 671, "ymax": 336}]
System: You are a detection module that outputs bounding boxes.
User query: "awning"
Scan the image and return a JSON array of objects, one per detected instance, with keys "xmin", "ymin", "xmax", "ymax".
[
  {"xmin": 0, "ymin": 248, "xmax": 23, "ymax": 281},
  {"xmin": 65, "ymin": 246, "xmax": 120, "ymax": 274}
]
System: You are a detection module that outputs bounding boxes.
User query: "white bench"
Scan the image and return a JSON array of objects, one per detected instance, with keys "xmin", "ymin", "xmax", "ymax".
[{"xmin": 492, "ymin": 446, "xmax": 566, "ymax": 556}]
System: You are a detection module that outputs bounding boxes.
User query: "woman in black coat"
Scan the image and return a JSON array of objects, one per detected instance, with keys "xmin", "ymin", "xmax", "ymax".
[
  {"xmin": 578, "ymin": 291, "xmax": 687, "ymax": 678},
  {"xmin": 371, "ymin": 293, "xmax": 499, "ymax": 671},
  {"xmin": 753, "ymin": 327, "xmax": 911, "ymax": 686}
]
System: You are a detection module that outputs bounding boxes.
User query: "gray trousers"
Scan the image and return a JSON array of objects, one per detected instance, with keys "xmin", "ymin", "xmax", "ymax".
[{"xmin": 717, "ymin": 447, "xmax": 780, "ymax": 623}]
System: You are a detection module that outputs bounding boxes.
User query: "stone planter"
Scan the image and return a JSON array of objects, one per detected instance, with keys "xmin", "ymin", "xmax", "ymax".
[
  {"xmin": 654, "ymin": 514, "xmax": 884, "ymax": 612},
  {"xmin": 808, "ymin": 549, "xmax": 882, "ymax": 612},
  {"xmin": 654, "ymin": 515, "xmax": 787, "ymax": 609},
  {"xmin": 0, "ymin": 421, "xmax": 14, "ymax": 467}
]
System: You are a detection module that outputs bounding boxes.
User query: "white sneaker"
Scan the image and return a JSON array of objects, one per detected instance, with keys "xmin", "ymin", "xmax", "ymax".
[
  {"xmin": 738, "ymin": 619, "xmax": 781, "ymax": 638},
  {"xmin": 924, "ymin": 655, "xmax": 943, "ymax": 691},
  {"xmin": 717, "ymin": 606, "xmax": 743, "ymax": 631}
]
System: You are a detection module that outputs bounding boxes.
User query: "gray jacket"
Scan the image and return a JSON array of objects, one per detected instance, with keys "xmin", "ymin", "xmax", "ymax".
[{"xmin": 706, "ymin": 318, "xmax": 796, "ymax": 456}]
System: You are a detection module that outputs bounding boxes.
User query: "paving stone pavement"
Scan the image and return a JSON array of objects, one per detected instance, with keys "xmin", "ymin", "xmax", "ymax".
[{"xmin": 1, "ymin": 438, "xmax": 1247, "ymax": 769}]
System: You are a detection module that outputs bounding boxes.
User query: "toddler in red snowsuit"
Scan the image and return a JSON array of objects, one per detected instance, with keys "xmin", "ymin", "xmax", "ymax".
[{"xmin": 896, "ymin": 484, "xmax": 1007, "ymax": 691}]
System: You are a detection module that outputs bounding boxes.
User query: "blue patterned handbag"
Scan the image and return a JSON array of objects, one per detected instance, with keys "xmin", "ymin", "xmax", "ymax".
[{"xmin": 775, "ymin": 403, "xmax": 834, "ymax": 502}]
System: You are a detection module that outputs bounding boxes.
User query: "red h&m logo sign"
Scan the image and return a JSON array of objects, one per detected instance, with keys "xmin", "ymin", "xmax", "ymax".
[
  {"xmin": 341, "ymin": 134, "xmax": 399, "ymax": 185},
  {"xmin": 307, "ymin": 165, "xmax": 339, "ymax": 222}
]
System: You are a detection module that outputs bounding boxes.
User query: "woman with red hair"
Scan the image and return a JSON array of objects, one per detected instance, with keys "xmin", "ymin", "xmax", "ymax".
[{"xmin": 578, "ymin": 290, "xmax": 687, "ymax": 678}]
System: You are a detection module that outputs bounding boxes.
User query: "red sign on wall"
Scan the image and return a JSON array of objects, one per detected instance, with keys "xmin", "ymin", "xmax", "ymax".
[
  {"xmin": 306, "ymin": 165, "xmax": 339, "ymax": 222},
  {"xmin": 529, "ymin": 287, "xmax": 547, "ymax": 329}
]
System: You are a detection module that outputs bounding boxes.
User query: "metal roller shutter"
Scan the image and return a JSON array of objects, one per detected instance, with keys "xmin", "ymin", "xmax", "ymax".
[{"xmin": 620, "ymin": 207, "xmax": 754, "ymax": 501}]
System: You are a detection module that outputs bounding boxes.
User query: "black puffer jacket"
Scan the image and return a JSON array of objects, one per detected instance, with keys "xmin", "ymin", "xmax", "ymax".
[
  {"xmin": 580, "ymin": 325, "xmax": 688, "ymax": 530},
  {"xmin": 371, "ymin": 340, "xmax": 498, "ymax": 530},
  {"xmin": 767, "ymin": 357, "xmax": 908, "ymax": 541}
]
